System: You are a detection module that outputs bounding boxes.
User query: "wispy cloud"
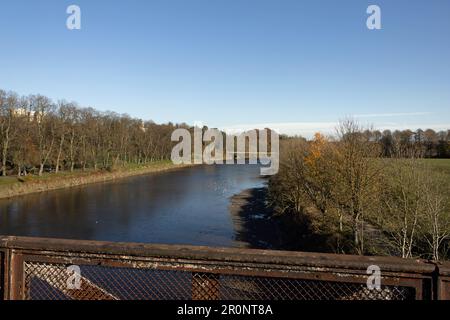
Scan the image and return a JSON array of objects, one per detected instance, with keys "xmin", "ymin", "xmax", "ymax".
[
  {"xmin": 219, "ymin": 122, "xmax": 337, "ymax": 136},
  {"xmin": 352, "ymin": 112, "xmax": 432, "ymax": 118},
  {"xmin": 218, "ymin": 121, "xmax": 450, "ymax": 138},
  {"xmin": 218, "ymin": 112, "xmax": 438, "ymax": 136}
]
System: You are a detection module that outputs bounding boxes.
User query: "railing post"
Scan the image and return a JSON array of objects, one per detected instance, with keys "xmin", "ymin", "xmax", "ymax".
[
  {"xmin": 0, "ymin": 249, "xmax": 5, "ymax": 300},
  {"xmin": 437, "ymin": 263, "xmax": 450, "ymax": 300},
  {"xmin": 192, "ymin": 273, "xmax": 220, "ymax": 300},
  {"xmin": 8, "ymin": 250, "xmax": 25, "ymax": 300}
]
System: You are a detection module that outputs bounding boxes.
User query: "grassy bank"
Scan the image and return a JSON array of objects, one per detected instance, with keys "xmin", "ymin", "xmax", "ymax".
[
  {"xmin": 421, "ymin": 158, "xmax": 450, "ymax": 173},
  {"xmin": 0, "ymin": 161, "xmax": 192, "ymax": 200}
]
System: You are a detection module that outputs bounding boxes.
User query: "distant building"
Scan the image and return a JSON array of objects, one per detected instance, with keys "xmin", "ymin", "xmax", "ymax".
[{"xmin": 12, "ymin": 108, "xmax": 41, "ymax": 123}]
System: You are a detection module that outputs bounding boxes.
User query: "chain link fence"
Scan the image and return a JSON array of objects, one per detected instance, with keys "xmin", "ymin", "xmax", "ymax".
[{"xmin": 24, "ymin": 261, "xmax": 415, "ymax": 300}]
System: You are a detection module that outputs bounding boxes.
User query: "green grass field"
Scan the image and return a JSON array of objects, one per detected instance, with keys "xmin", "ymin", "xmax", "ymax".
[{"xmin": 421, "ymin": 158, "xmax": 450, "ymax": 173}]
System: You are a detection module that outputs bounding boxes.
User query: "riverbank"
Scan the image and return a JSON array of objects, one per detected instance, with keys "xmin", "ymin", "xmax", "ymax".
[
  {"xmin": 230, "ymin": 186, "xmax": 400, "ymax": 256},
  {"xmin": 0, "ymin": 161, "xmax": 193, "ymax": 200},
  {"xmin": 229, "ymin": 187, "xmax": 285, "ymax": 250},
  {"xmin": 229, "ymin": 187, "xmax": 338, "ymax": 252}
]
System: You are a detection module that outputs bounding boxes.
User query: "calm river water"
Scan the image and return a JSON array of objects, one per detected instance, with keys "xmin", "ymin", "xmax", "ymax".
[{"xmin": 0, "ymin": 165, "xmax": 267, "ymax": 247}]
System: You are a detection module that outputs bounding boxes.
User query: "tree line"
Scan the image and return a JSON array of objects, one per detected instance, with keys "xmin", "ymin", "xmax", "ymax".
[
  {"xmin": 270, "ymin": 120, "xmax": 450, "ymax": 261},
  {"xmin": 0, "ymin": 89, "xmax": 186, "ymax": 177},
  {"xmin": 358, "ymin": 128, "xmax": 450, "ymax": 158},
  {"xmin": 281, "ymin": 128, "xmax": 450, "ymax": 159}
]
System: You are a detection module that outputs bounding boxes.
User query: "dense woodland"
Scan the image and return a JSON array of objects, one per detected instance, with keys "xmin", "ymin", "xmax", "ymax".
[{"xmin": 0, "ymin": 89, "xmax": 187, "ymax": 177}]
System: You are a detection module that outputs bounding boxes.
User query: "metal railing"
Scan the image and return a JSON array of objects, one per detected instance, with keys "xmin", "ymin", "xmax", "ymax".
[{"xmin": 0, "ymin": 236, "xmax": 448, "ymax": 300}]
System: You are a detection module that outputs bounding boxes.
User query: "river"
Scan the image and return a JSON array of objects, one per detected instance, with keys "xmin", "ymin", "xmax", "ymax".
[{"xmin": 0, "ymin": 165, "xmax": 274, "ymax": 248}]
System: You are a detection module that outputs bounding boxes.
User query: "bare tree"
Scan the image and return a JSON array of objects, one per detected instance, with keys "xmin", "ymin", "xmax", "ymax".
[
  {"xmin": 381, "ymin": 159, "xmax": 425, "ymax": 258},
  {"xmin": 332, "ymin": 120, "xmax": 383, "ymax": 254},
  {"xmin": 421, "ymin": 174, "xmax": 449, "ymax": 261},
  {"xmin": 0, "ymin": 90, "xmax": 16, "ymax": 176},
  {"xmin": 31, "ymin": 95, "xmax": 56, "ymax": 176}
]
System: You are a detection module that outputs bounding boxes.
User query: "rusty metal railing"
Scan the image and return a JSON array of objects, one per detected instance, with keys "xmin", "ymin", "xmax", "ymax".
[
  {"xmin": 437, "ymin": 262, "xmax": 450, "ymax": 300},
  {"xmin": 0, "ymin": 236, "xmax": 448, "ymax": 300}
]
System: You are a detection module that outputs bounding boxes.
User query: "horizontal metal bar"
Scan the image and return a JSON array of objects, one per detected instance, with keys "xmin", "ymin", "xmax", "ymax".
[{"xmin": 0, "ymin": 236, "xmax": 436, "ymax": 275}]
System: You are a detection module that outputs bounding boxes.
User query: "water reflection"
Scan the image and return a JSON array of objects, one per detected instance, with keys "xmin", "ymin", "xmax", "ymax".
[{"xmin": 0, "ymin": 165, "xmax": 265, "ymax": 247}]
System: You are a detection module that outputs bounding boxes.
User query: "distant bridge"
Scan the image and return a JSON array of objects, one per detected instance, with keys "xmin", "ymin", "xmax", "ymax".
[{"xmin": 0, "ymin": 236, "xmax": 449, "ymax": 300}]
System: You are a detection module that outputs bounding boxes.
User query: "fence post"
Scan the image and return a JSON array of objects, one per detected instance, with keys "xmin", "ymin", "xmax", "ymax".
[
  {"xmin": 192, "ymin": 273, "xmax": 220, "ymax": 300},
  {"xmin": 8, "ymin": 250, "xmax": 25, "ymax": 300},
  {"xmin": 0, "ymin": 249, "xmax": 5, "ymax": 300},
  {"xmin": 437, "ymin": 262, "xmax": 450, "ymax": 300}
]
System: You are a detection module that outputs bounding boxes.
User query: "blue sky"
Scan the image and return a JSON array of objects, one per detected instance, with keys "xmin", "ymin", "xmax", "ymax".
[{"xmin": 0, "ymin": 0, "xmax": 449, "ymax": 136}]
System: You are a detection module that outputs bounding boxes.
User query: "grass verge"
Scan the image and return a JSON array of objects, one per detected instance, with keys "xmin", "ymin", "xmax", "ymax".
[{"xmin": 0, "ymin": 161, "xmax": 192, "ymax": 200}]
